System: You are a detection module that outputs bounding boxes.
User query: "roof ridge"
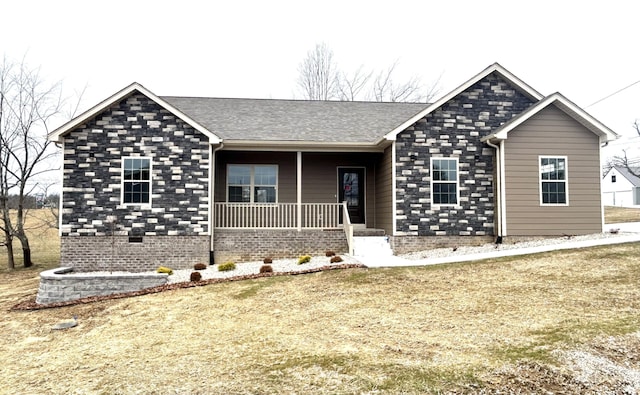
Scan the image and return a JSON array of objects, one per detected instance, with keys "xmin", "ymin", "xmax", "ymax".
[{"xmin": 160, "ymin": 95, "xmax": 430, "ymax": 105}]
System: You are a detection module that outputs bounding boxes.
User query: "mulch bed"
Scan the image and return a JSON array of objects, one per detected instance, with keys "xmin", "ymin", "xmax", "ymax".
[{"xmin": 11, "ymin": 263, "xmax": 367, "ymax": 311}]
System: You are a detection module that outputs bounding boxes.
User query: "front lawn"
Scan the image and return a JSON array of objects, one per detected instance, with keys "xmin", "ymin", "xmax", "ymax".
[{"xmin": 1, "ymin": 242, "xmax": 639, "ymax": 393}]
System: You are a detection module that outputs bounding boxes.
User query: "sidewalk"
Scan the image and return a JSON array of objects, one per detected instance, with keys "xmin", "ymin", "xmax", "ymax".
[{"xmin": 356, "ymin": 223, "xmax": 640, "ymax": 268}]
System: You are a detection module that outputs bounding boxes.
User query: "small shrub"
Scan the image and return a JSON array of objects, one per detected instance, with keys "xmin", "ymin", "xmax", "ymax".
[
  {"xmin": 194, "ymin": 263, "xmax": 207, "ymax": 270},
  {"xmin": 260, "ymin": 264, "xmax": 273, "ymax": 273},
  {"xmin": 156, "ymin": 266, "xmax": 173, "ymax": 275},
  {"xmin": 190, "ymin": 271, "xmax": 202, "ymax": 281},
  {"xmin": 330, "ymin": 255, "xmax": 343, "ymax": 263},
  {"xmin": 298, "ymin": 255, "xmax": 312, "ymax": 265},
  {"xmin": 325, "ymin": 250, "xmax": 336, "ymax": 257},
  {"xmin": 218, "ymin": 261, "xmax": 236, "ymax": 272},
  {"xmin": 263, "ymin": 257, "xmax": 273, "ymax": 264}
]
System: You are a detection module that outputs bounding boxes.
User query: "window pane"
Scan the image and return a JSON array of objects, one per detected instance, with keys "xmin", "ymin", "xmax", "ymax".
[
  {"xmin": 433, "ymin": 183, "xmax": 457, "ymax": 205},
  {"xmin": 124, "ymin": 181, "xmax": 150, "ymax": 204},
  {"xmin": 254, "ymin": 186, "xmax": 276, "ymax": 203},
  {"xmin": 540, "ymin": 158, "xmax": 566, "ymax": 181},
  {"xmin": 542, "ymin": 181, "xmax": 566, "ymax": 204},
  {"xmin": 432, "ymin": 159, "xmax": 456, "ymax": 182},
  {"xmin": 229, "ymin": 186, "xmax": 250, "ymax": 202},
  {"xmin": 228, "ymin": 165, "xmax": 251, "ymax": 185},
  {"xmin": 124, "ymin": 158, "xmax": 151, "ymax": 181},
  {"xmin": 254, "ymin": 166, "xmax": 276, "ymax": 185}
]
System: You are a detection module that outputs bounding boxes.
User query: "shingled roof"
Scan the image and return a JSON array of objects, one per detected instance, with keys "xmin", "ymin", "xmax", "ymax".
[{"xmin": 161, "ymin": 96, "xmax": 428, "ymax": 144}]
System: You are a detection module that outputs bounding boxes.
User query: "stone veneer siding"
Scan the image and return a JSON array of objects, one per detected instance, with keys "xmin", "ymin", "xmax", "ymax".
[
  {"xmin": 61, "ymin": 235, "xmax": 210, "ymax": 272},
  {"xmin": 60, "ymin": 93, "xmax": 211, "ymax": 270},
  {"xmin": 213, "ymin": 229, "xmax": 348, "ymax": 263},
  {"xmin": 395, "ymin": 72, "xmax": 535, "ymax": 237}
]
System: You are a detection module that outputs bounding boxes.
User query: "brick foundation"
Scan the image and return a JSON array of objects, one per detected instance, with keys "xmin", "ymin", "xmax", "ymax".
[
  {"xmin": 61, "ymin": 235, "xmax": 210, "ymax": 272},
  {"xmin": 390, "ymin": 235, "xmax": 495, "ymax": 255},
  {"xmin": 213, "ymin": 229, "xmax": 348, "ymax": 263}
]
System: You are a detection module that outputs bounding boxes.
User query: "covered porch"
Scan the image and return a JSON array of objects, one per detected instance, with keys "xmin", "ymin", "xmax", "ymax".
[{"xmin": 210, "ymin": 149, "xmax": 392, "ymax": 261}]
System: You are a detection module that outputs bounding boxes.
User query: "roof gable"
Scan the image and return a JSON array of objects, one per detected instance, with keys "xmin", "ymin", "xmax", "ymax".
[
  {"xmin": 481, "ymin": 92, "xmax": 619, "ymax": 143},
  {"xmin": 606, "ymin": 166, "xmax": 640, "ymax": 187},
  {"xmin": 383, "ymin": 63, "xmax": 544, "ymax": 141},
  {"xmin": 48, "ymin": 83, "xmax": 222, "ymax": 144}
]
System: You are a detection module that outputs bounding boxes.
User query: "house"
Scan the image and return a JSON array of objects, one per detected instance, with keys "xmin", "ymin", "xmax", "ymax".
[
  {"xmin": 602, "ymin": 166, "xmax": 640, "ymax": 207},
  {"xmin": 49, "ymin": 63, "xmax": 618, "ymax": 272}
]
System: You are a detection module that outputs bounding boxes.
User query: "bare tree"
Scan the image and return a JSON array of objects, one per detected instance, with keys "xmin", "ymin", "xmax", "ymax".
[
  {"xmin": 296, "ymin": 43, "xmax": 440, "ymax": 102},
  {"xmin": 337, "ymin": 66, "xmax": 372, "ymax": 101},
  {"xmin": 611, "ymin": 120, "xmax": 640, "ymax": 179},
  {"xmin": 0, "ymin": 55, "xmax": 76, "ymax": 269},
  {"xmin": 296, "ymin": 43, "xmax": 339, "ymax": 100}
]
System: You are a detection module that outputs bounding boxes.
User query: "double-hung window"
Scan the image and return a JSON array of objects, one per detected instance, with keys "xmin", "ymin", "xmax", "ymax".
[
  {"xmin": 540, "ymin": 156, "xmax": 568, "ymax": 205},
  {"xmin": 431, "ymin": 158, "xmax": 459, "ymax": 206},
  {"xmin": 227, "ymin": 165, "xmax": 277, "ymax": 203},
  {"xmin": 122, "ymin": 157, "xmax": 151, "ymax": 205}
]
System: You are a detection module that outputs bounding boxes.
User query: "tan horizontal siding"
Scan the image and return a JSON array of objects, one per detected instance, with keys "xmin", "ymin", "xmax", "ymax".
[
  {"xmin": 504, "ymin": 104, "xmax": 602, "ymax": 236},
  {"xmin": 375, "ymin": 146, "xmax": 393, "ymax": 233}
]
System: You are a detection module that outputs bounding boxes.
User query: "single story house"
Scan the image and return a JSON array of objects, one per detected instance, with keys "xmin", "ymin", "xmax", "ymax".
[
  {"xmin": 602, "ymin": 166, "xmax": 640, "ymax": 207},
  {"xmin": 49, "ymin": 63, "xmax": 618, "ymax": 272}
]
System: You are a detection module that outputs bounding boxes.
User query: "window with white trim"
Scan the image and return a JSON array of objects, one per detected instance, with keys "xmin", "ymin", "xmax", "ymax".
[
  {"xmin": 227, "ymin": 165, "xmax": 277, "ymax": 203},
  {"xmin": 122, "ymin": 157, "xmax": 151, "ymax": 204},
  {"xmin": 431, "ymin": 158, "xmax": 459, "ymax": 206},
  {"xmin": 540, "ymin": 156, "xmax": 567, "ymax": 205}
]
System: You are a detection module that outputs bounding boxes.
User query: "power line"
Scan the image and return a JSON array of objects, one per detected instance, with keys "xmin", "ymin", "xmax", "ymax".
[{"xmin": 586, "ymin": 79, "xmax": 640, "ymax": 108}]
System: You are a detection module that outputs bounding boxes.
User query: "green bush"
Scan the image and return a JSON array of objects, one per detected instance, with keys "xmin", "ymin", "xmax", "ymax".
[
  {"xmin": 260, "ymin": 264, "xmax": 273, "ymax": 273},
  {"xmin": 194, "ymin": 263, "xmax": 207, "ymax": 270},
  {"xmin": 218, "ymin": 262, "xmax": 236, "ymax": 272},
  {"xmin": 330, "ymin": 255, "xmax": 343, "ymax": 263},
  {"xmin": 190, "ymin": 271, "xmax": 202, "ymax": 281},
  {"xmin": 298, "ymin": 255, "xmax": 312, "ymax": 265},
  {"xmin": 156, "ymin": 266, "xmax": 173, "ymax": 275}
]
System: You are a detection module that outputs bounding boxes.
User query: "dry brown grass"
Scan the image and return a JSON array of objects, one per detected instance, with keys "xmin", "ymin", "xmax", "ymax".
[
  {"xmin": 2, "ymin": 242, "xmax": 640, "ymax": 394},
  {"xmin": 605, "ymin": 205, "xmax": 640, "ymax": 223}
]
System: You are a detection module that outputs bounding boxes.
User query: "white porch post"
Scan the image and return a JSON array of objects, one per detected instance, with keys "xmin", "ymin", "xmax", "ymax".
[{"xmin": 297, "ymin": 151, "xmax": 302, "ymax": 231}]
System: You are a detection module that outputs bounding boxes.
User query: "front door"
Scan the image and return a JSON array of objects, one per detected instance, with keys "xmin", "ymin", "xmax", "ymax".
[{"xmin": 338, "ymin": 168, "xmax": 365, "ymax": 224}]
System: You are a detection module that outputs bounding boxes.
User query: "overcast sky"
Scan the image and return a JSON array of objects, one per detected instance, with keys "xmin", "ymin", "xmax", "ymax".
[{"xmin": 2, "ymin": 0, "xmax": 638, "ymax": 160}]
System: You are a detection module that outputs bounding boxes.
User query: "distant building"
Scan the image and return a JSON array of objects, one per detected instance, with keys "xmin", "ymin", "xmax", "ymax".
[{"xmin": 602, "ymin": 166, "xmax": 640, "ymax": 207}]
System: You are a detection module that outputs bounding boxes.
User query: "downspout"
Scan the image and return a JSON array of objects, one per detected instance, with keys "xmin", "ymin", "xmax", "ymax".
[
  {"xmin": 486, "ymin": 139, "xmax": 503, "ymax": 242},
  {"xmin": 210, "ymin": 142, "xmax": 224, "ymax": 264}
]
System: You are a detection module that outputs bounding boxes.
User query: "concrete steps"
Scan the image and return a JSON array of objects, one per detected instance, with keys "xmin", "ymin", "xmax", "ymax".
[{"xmin": 352, "ymin": 236, "xmax": 393, "ymax": 257}]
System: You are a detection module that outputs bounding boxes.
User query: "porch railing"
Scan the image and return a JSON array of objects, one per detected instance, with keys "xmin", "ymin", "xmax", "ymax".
[{"xmin": 214, "ymin": 202, "xmax": 344, "ymax": 229}]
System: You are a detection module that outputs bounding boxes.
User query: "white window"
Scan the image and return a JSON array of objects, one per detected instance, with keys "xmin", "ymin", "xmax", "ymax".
[
  {"xmin": 540, "ymin": 156, "xmax": 568, "ymax": 205},
  {"xmin": 227, "ymin": 165, "xmax": 277, "ymax": 203},
  {"xmin": 122, "ymin": 157, "xmax": 152, "ymax": 205},
  {"xmin": 431, "ymin": 158, "xmax": 459, "ymax": 206}
]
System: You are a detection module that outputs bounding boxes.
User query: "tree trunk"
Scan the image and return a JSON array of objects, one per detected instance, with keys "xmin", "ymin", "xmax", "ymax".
[
  {"xmin": 15, "ymin": 232, "xmax": 32, "ymax": 268},
  {"xmin": 5, "ymin": 235, "xmax": 14, "ymax": 269},
  {"xmin": 22, "ymin": 246, "xmax": 31, "ymax": 268}
]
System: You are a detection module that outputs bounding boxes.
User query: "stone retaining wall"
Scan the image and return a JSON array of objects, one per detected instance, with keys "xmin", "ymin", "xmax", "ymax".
[{"xmin": 36, "ymin": 267, "xmax": 168, "ymax": 304}]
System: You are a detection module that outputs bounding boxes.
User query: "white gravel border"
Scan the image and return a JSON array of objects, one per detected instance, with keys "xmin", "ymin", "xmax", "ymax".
[
  {"xmin": 164, "ymin": 254, "xmax": 360, "ymax": 284},
  {"xmin": 400, "ymin": 230, "xmax": 636, "ymax": 261}
]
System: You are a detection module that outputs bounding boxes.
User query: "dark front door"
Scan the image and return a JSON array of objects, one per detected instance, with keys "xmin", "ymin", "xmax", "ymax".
[{"xmin": 338, "ymin": 168, "xmax": 365, "ymax": 224}]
